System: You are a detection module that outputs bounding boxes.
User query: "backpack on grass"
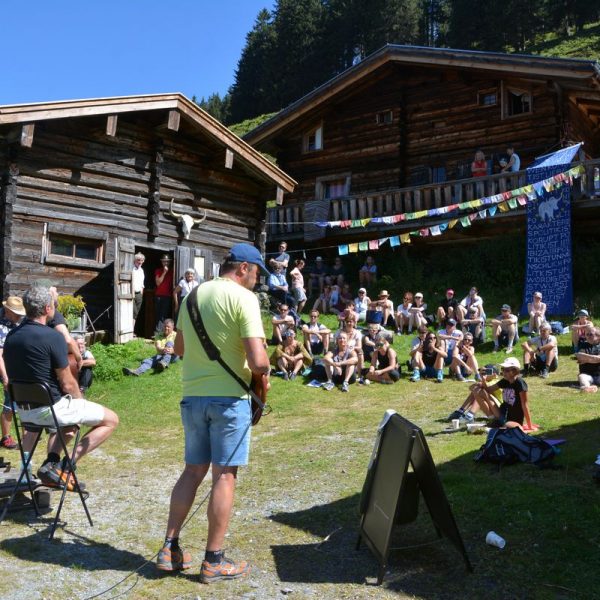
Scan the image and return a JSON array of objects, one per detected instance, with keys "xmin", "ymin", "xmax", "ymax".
[{"xmin": 474, "ymin": 427, "xmax": 558, "ymax": 466}]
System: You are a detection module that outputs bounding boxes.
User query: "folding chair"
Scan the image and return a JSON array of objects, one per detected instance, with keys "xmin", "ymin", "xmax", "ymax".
[{"xmin": 0, "ymin": 381, "xmax": 93, "ymax": 540}]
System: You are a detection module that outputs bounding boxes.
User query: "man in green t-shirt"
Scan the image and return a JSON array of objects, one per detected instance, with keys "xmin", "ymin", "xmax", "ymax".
[{"xmin": 157, "ymin": 243, "xmax": 270, "ymax": 585}]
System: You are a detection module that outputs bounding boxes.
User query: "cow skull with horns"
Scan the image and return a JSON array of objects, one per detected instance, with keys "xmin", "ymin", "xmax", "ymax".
[{"xmin": 169, "ymin": 198, "xmax": 207, "ymax": 239}]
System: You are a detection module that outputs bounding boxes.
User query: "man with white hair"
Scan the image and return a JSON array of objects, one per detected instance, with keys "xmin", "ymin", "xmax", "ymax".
[
  {"xmin": 4, "ymin": 286, "xmax": 118, "ymax": 490},
  {"xmin": 132, "ymin": 252, "xmax": 145, "ymax": 327}
]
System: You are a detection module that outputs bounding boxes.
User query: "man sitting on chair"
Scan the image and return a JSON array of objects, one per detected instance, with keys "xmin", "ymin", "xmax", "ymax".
[{"xmin": 4, "ymin": 286, "xmax": 118, "ymax": 491}]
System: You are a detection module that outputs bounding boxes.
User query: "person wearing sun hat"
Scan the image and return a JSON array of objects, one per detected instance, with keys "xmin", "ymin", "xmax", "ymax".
[
  {"xmin": 0, "ymin": 296, "xmax": 26, "ymax": 449},
  {"xmin": 477, "ymin": 356, "xmax": 537, "ymax": 431},
  {"xmin": 571, "ymin": 309, "xmax": 593, "ymax": 352}
]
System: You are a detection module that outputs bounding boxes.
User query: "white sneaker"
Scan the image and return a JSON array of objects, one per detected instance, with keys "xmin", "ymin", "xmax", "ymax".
[
  {"xmin": 323, "ymin": 381, "xmax": 335, "ymax": 391},
  {"xmin": 341, "ymin": 382, "xmax": 349, "ymax": 392}
]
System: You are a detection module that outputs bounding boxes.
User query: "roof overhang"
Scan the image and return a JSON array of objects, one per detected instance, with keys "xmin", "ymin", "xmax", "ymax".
[
  {"xmin": 245, "ymin": 44, "xmax": 600, "ymax": 147},
  {"xmin": 0, "ymin": 92, "xmax": 296, "ymax": 193}
]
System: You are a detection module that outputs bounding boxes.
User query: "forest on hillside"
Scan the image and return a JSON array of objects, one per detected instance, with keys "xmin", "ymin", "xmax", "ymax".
[{"xmin": 197, "ymin": 0, "xmax": 599, "ymax": 125}]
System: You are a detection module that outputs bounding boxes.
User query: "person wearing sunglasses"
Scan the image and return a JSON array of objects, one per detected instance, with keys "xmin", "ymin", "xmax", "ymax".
[
  {"xmin": 449, "ymin": 332, "xmax": 478, "ymax": 382},
  {"xmin": 410, "ymin": 332, "xmax": 447, "ymax": 383},
  {"xmin": 576, "ymin": 326, "xmax": 600, "ymax": 393}
]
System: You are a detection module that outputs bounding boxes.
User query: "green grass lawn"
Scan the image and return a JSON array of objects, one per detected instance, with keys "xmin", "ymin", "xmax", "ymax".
[{"xmin": 0, "ymin": 318, "xmax": 599, "ymax": 599}]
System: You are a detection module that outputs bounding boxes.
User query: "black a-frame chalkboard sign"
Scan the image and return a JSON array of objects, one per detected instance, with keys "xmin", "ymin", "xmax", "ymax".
[{"xmin": 357, "ymin": 412, "xmax": 473, "ymax": 584}]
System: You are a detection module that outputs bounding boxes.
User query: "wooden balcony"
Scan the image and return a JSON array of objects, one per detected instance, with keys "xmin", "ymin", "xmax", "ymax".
[{"xmin": 267, "ymin": 159, "xmax": 600, "ymax": 242}]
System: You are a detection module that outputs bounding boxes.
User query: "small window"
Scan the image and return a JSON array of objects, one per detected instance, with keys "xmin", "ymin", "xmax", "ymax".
[
  {"xmin": 478, "ymin": 92, "xmax": 497, "ymax": 106},
  {"xmin": 315, "ymin": 173, "xmax": 351, "ymax": 200},
  {"xmin": 431, "ymin": 167, "xmax": 446, "ymax": 184},
  {"xmin": 303, "ymin": 124, "xmax": 323, "ymax": 152},
  {"xmin": 48, "ymin": 234, "xmax": 103, "ymax": 265},
  {"xmin": 376, "ymin": 110, "xmax": 393, "ymax": 125},
  {"xmin": 503, "ymin": 86, "xmax": 532, "ymax": 117}
]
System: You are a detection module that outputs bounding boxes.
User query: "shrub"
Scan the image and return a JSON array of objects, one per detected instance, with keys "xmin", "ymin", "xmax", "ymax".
[
  {"xmin": 90, "ymin": 339, "xmax": 154, "ymax": 381},
  {"xmin": 57, "ymin": 294, "xmax": 85, "ymax": 330}
]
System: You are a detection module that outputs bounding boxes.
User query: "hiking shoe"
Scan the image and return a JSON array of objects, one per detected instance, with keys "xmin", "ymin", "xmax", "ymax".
[
  {"xmin": 447, "ymin": 409, "xmax": 464, "ymax": 422},
  {"xmin": 200, "ymin": 556, "xmax": 250, "ymax": 584},
  {"xmin": 289, "ymin": 372, "xmax": 297, "ymax": 380},
  {"xmin": 37, "ymin": 461, "xmax": 84, "ymax": 492},
  {"xmin": 281, "ymin": 370, "xmax": 289, "ymax": 381},
  {"xmin": 540, "ymin": 367, "xmax": 549, "ymax": 379},
  {"xmin": 322, "ymin": 381, "xmax": 335, "ymax": 391},
  {"xmin": 0, "ymin": 435, "xmax": 18, "ymax": 450},
  {"xmin": 455, "ymin": 374, "xmax": 466, "ymax": 382},
  {"xmin": 122, "ymin": 367, "xmax": 138, "ymax": 376},
  {"xmin": 155, "ymin": 360, "xmax": 168, "ymax": 373},
  {"xmin": 156, "ymin": 545, "xmax": 192, "ymax": 572},
  {"xmin": 341, "ymin": 381, "xmax": 349, "ymax": 392}
]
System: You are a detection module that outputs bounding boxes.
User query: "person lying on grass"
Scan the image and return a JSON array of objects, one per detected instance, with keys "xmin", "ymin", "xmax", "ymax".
[
  {"xmin": 470, "ymin": 357, "xmax": 538, "ymax": 431},
  {"xmin": 447, "ymin": 364, "xmax": 501, "ymax": 423},
  {"xmin": 366, "ymin": 338, "xmax": 399, "ymax": 384}
]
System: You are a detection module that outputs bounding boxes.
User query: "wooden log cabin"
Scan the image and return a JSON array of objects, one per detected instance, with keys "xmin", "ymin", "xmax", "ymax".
[
  {"xmin": 0, "ymin": 94, "xmax": 295, "ymax": 342},
  {"xmin": 245, "ymin": 45, "xmax": 600, "ymax": 252}
]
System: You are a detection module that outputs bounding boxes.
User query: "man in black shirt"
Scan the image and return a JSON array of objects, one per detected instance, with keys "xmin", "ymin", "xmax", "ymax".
[
  {"xmin": 577, "ymin": 326, "xmax": 600, "ymax": 393},
  {"xmin": 436, "ymin": 289, "xmax": 459, "ymax": 326},
  {"xmin": 4, "ymin": 286, "xmax": 118, "ymax": 490}
]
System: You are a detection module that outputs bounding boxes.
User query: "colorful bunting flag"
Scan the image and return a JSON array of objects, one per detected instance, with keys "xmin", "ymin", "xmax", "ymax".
[{"xmin": 338, "ymin": 245, "xmax": 349, "ymax": 255}]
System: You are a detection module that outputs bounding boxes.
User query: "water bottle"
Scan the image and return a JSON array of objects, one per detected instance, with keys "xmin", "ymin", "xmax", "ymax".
[{"xmin": 20, "ymin": 451, "xmax": 33, "ymax": 480}]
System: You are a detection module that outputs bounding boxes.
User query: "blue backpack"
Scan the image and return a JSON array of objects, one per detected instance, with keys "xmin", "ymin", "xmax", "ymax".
[{"xmin": 474, "ymin": 427, "xmax": 558, "ymax": 466}]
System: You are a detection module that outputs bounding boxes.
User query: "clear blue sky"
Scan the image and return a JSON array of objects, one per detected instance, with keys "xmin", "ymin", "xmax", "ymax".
[{"xmin": 2, "ymin": 0, "xmax": 275, "ymax": 105}]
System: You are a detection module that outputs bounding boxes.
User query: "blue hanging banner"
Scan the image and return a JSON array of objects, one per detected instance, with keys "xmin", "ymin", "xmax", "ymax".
[{"xmin": 521, "ymin": 144, "xmax": 581, "ymax": 316}]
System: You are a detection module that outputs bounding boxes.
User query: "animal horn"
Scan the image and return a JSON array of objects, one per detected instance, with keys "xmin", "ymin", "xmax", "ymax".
[
  {"xmin": 169, "ymin": 198, "xmax": 182, "ymax": 218},
  {"xmin": 193, "ymin": 209, "xmax": 207, "ymax": 225}
]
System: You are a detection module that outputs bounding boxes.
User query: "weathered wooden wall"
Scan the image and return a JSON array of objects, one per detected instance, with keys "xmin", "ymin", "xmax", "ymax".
[
  {"xmin": 0, "ymin": 112, "xmax": 265, "ymax": 330},
  {"xmin": 270, "ymin": 63, "xmax": 579, "ymax": 205}
]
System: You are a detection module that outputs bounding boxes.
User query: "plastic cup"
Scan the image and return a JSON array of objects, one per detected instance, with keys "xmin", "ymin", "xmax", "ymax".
[
  {"xmin": 451, "ymin": 418, "xmax": 460, "ymax": 430},
  {"xmin": 486, "ymin": 531, "xmax": 506, "ymax": 549}
]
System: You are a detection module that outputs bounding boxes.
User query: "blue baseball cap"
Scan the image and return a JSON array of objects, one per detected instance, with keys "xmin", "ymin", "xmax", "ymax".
[{"xmin": 227, "ymin": 243, "xmax": 269, "ymax": 276}]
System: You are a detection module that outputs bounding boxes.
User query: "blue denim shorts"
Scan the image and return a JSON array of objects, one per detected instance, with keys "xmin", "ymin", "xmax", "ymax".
[{"xmin": 180, "ymin": 396, "xmax": 251, "ymax": 466}]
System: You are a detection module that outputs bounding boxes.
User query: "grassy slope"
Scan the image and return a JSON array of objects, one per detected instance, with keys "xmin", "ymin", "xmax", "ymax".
[
  {"xmin": 1, "ymin": 319, "xmax": 598, "ymax": 599},
  {"xmin": 526, "ymin": 21, "xmax": 600, "ymax": 59}
]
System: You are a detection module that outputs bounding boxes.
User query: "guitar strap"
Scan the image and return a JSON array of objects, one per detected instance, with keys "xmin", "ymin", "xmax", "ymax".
[{"xmin": 185, "ymin": 286, "xmax": 265, "ymax": 412}]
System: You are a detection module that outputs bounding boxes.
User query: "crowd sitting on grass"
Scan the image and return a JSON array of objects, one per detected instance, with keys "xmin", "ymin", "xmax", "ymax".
[{"xmin": 264, "ymin": 247, "xmax": 597, "ymax": 402}]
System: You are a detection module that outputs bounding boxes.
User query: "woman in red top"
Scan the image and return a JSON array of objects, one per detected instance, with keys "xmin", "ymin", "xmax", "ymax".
[
  {"xmin": 471, "ymin": 150, "xmax": 487, "ymax": 178},
  {"xmin": 154, "ymin": 254, "xmax": 174, "ymax": 329}
]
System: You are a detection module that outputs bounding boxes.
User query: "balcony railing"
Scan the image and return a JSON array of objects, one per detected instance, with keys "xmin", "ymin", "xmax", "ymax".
[{"xmin": 267, "ymin": 159, "xmax": 600, "ymax": 239}]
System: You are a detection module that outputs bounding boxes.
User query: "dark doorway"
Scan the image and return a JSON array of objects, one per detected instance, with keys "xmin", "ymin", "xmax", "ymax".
[{"xmin": 134, "ymin": 247, "xmax": 174, "ymax": 339}]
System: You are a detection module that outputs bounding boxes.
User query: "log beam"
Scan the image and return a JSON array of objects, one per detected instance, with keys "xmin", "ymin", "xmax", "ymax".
[
  {"xmin": 167, "ymin": 110, "xmax": 180, "ymax": 131},
  {"xmin": 106, "ymin": 115, "xmax": 118, "ymax": 137},
  {"xmin": 225, "ymin": 148, "xmax": 234, "ymax": 169},
  {"xmin": 20, "ymin": 124, "xmax": 35, "ymax": 148}
]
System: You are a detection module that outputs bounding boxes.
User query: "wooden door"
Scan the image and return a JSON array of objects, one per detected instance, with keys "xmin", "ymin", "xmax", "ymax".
[
  {"xmin": 114, "ymin": 237, "xmax": 135, "ymax": 343},
  {"xmin": 175, "ymin": 245, "xmax": 213, "ymax": 284}
]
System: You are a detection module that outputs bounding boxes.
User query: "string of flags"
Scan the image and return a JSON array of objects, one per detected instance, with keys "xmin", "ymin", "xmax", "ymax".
[{"xmin": 335, "ymin": 165, "xmax": 584, "ymax": 256}]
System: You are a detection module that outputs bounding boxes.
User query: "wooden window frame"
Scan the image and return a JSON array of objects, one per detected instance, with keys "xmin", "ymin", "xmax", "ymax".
[
  {"xmin": 315, "ymin": 172, "xmax": 352, "ymax": 200},
  {"xmin": 477, "ymin": 89, "xmax": 498, "ymax": 107},
  {"xmin": 42, "ymin": 222, "xmax": 107, "ymax": 268},
  {"xmin": 375, "ymin": 110, "xmax": 393, "ymax": 125},
  {"xmin": 501, "ymin": 81, "xmax": 533, "ymax": 119},
  {"xmin": 302, "ymin": 122, "xmax": 323, "ymax": 153}
]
